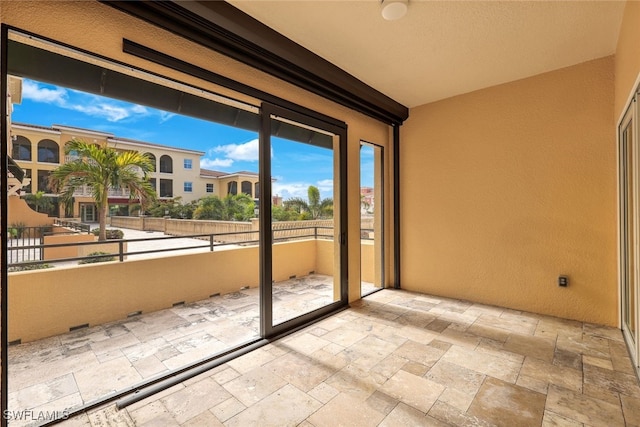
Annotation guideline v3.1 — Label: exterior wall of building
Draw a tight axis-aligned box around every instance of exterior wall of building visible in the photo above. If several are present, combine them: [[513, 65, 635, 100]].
[[1, 0, 391, 302], [615, 1, 640, 120], [402, 56, 617, 326], [8, 239, 333, 342]]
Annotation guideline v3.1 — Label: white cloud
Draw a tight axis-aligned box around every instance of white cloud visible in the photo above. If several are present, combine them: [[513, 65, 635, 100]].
[[272, 182, 310, 200], [316, 179, 334, 193], [71, 104, 138, 122], [272, 180, 333, 201], [22, 79, 161, 123], [22, 80, 67, 104], [200, 158, 234, 169], [213, 138, 259, 162]]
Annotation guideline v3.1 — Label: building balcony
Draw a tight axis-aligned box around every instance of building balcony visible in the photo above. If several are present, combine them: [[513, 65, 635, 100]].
[[72, 185, 131, 198]]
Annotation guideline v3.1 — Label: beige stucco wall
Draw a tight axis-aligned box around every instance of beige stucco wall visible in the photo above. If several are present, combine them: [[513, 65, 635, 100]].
[[615, 1, 640, 120], [10, 239, 328, 342], [1, 1, 392, 300], [402, 56, 617, 326], [7, 197, 54, 227]]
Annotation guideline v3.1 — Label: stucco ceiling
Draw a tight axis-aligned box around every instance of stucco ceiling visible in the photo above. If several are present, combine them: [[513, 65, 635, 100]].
[[227, 0, 626, 108]]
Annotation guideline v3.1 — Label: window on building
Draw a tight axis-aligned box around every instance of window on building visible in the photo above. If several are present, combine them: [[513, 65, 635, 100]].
[[241, 180, 252, 197], [206, 183, 214, 193], [12, 135, 32, 161], [145, 153, 156, 172], [37, 169, 51, 193], [159, 155, 173, 173], [255, 182, 260, 199], [23, 169, 32, 193], [37, 139, 59, 163], [159, 178, 173, 197], [227, 181, 237, 195], [148, 178, 156, 192], [184, 181, 192, 192], [184, 158, 192, 169]]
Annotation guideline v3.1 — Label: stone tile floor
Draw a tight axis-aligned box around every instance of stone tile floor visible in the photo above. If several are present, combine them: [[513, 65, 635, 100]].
[[8, 275, 378, 426], [9, 287, 640, 426]]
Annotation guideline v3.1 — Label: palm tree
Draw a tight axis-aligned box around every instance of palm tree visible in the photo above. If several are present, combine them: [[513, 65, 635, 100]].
[[284, 185, 333, 219], [51, 138, 156, 241]]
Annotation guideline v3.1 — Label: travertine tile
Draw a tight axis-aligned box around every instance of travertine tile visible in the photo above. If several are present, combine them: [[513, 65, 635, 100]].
[[428, 400, 494, 426], [621, 393, 640, 427], [210, 396, 245, 422], [365, 390, 398, 415], [467, 377, 546, 426], [226, 347, 276, 374], [129, 400, 179, 426], [227, 384, 322, 427], [320, 327, 368, 347], [325, 364, 381, 400], [392, 339, 445, 368], [426, 360, 485, 395], [541, 410, 583, 427], [308, 382, 339, 403], [11, 287, 640, 427], [222, 367, 287, 407], [160, 377, 230, 424], [503, 334, 555, 363], [86, 404, 135, 426], [74, 356, 143, 402], [440, 345, 522, 383], [380, 370, 444, 413], [546, 384, 625, 426], [583, 355, 614, 370], [182, 410, 224, 427], [520, 357, 582, 392], [378, 402, 444, 427], [307, 392, 385, 427], [264, 351, 334, 392], [583, 363, 640, 398]]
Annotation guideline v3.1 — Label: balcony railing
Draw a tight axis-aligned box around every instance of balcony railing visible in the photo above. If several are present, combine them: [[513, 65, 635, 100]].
[[72, 185, 131, 198], [7, 226, 346, 268]]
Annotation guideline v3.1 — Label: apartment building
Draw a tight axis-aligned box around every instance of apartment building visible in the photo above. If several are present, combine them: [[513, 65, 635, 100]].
[[10, 122, 259, 220]]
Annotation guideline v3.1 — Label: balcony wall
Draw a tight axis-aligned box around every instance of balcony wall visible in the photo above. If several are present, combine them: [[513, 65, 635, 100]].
[[8, 239, 345, 343]]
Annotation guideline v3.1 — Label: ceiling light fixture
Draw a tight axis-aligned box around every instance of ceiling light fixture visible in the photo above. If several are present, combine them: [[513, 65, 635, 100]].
[[381, 0, 408, 21]]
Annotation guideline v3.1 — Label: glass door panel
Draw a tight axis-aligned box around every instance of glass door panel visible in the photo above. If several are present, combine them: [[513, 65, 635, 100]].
[[621, 111, 637, 353], [259, 103, 347, 336], [360, 142, 384, 296], [270, 116, 340, 325]]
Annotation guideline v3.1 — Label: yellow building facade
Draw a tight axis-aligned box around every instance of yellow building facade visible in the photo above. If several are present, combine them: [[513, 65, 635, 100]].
[[10, 122, 260, 221]]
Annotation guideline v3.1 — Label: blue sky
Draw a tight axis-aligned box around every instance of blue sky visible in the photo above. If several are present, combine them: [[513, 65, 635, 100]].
[[11, 79, 363, 200]]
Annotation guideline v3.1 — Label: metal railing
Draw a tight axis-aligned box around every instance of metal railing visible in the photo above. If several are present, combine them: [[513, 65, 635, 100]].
[[7, 226, 340, 269], [53, 219, 92, 233]]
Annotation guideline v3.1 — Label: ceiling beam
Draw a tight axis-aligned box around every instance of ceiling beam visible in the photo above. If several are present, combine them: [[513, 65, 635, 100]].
[[101, 0, 409, 125]]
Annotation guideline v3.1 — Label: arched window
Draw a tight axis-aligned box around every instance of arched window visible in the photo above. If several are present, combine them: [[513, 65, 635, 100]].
[[159, 155, 173, 173], [37, 139, 59, 163], [145, 153, 156, 172], [227, 181, 237, 196], [12, 135, 31, 161], [255, 182, 260, 199], [241, 180, 252, 197]]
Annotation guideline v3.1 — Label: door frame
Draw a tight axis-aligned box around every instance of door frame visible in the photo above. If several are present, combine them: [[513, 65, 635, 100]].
[[259, 102, 349, 338], [618, 93, 640, 374]]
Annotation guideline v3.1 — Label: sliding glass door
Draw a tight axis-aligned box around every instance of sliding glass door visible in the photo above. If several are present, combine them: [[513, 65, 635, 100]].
[[619, 104, 639, 368], [260, 103, 348, 337], [360, 141, 384, 296]]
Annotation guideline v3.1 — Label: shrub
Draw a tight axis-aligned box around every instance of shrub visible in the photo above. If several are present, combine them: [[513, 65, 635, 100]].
[[9, 222, 27, 238], [79, 252, 115, 264], [8, 263, 53, 272], [91, 228, 124, 239]]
